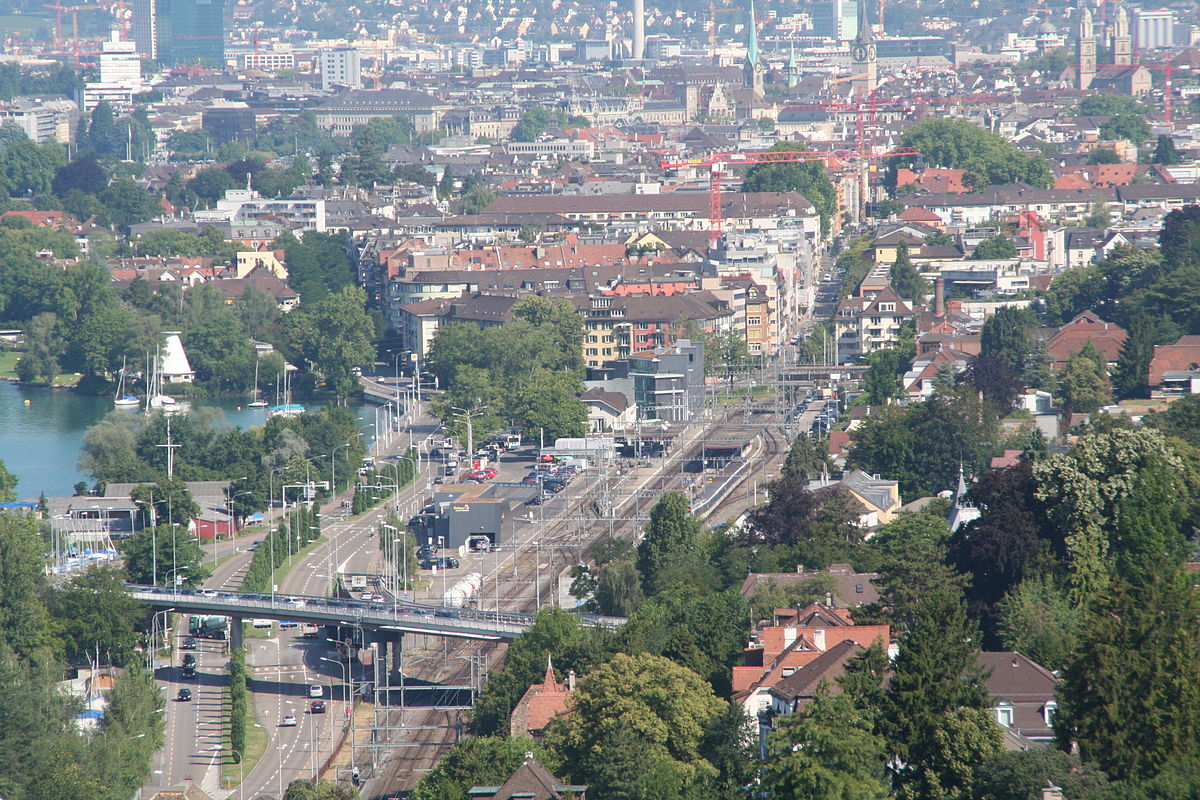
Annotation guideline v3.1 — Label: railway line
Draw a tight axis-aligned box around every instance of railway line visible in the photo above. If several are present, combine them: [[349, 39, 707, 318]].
[[359, 405, 794, 797]]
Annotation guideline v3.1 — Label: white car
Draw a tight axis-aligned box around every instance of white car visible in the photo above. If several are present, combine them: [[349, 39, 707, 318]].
[[198, 590, 218, 597], [279, 714, 298, 727], [308, 684, 324, 698]]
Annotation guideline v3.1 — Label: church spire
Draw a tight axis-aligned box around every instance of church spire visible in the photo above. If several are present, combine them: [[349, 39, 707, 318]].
[[746, 0, 759, 67]]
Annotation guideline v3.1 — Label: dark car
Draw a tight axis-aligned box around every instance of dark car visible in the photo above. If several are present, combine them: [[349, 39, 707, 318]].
[[309, 700, 327, 714], [181, 665, 196, 679], [525, 495, 543, 506], [420, 556, 459, 570], [180, 637, 197, 650], [177, 688, 192, 701], [543, 479, 566, 493], [181, 654, 197, 667]]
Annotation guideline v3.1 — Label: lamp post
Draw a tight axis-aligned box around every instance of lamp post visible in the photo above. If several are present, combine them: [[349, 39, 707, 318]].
[[134, 497, 157, 585], [450, 405, 486, 469], [166, 566, 188, 598], [332, 441, 354, 497]]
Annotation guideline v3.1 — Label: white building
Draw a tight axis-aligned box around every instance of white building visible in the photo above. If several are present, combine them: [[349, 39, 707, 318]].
[[83, 31, 143, 112], [239, 51, 296, 72], [320, 48, 362, 91], [193, 186, 327, 233], [505, 138, 596, 159], [160, 332, 195, 383]]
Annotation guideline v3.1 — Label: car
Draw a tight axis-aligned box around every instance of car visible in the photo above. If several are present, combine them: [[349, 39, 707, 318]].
[[176, 689, 192, 702], [182, 654, 197, 667], [249, 540, 261, 551], [480, 467, 498, 478], [198, 589, 217, 597], [525, 495, 543, 506], [462, 478, 482, 485], [420, 556, 459, 570], [309, 684, 324, 698], [521, 474, 541, 484], [180, 637, 197, 650], [279, 714, 298, 727], [434, 609, 460, 619], [309, 700, 327, 714], [181, 666, 196, 679]]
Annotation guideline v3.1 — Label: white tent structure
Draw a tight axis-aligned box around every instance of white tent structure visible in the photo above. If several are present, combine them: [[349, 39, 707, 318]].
[[159, 332, 195, 383]]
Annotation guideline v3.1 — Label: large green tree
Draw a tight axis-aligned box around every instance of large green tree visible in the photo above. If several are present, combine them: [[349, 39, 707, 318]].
[[887, 118, 1054, 191], [889, 241, 927, 301], [764, 685, 890, 800], [637, 492, 704, 595], [285, 285, 376, 399], [742, 142, 838, 236]]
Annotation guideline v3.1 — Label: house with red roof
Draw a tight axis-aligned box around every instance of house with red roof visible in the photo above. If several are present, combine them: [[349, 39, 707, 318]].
[[510, 659, 575, 739], [1040, 310, 1127, 368], [1148, 335, 1200, 395]]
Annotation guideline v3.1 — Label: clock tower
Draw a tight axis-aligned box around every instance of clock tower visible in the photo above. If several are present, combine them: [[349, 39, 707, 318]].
[[850, 0, 877, 94], [743, 0, 764, 95]]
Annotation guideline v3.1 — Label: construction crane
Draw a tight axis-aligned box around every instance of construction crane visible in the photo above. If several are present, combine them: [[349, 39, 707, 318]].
[[661, 145, 920, 244], [707, 3, 743, 62], [42, 3, 101, 65]]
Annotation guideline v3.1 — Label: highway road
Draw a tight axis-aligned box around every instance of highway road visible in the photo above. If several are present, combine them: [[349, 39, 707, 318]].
[[143, 396, 442, 800]]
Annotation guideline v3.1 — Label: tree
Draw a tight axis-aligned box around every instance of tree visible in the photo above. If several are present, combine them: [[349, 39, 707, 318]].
[[1084, 196, 1113, 229], [1112, 312, 1157, 399], [862, 346, 907, 406], [884, 589, 1001, 800], [1057, 342, 1111, 416], [234, 282, 281, 339], [1077, 93, 1148, 116], [51, 155, 106, 197], [129, 476, 200, 527], [637, 492, 703, 595], [973, 748, 1109, 800], [412, 737, 559, 800], [996, 574, 1079, 670], [1042, 265, 1102, 326], [97, 180, 159, 229], [592, 555, 644, 616], [460, 182, 495, 214], [50, 564, 144, 666], [972, 234, 1017, 260], [1086, 147, 1121, 165], [0, 458, 16, 502], [1153, 134, 1182, 166], [1055, 561, 1200, 783], [960, 353, 1023, 415], [866, 513, 966, 635], [281, 779, 357, 800], [85, 101, 124, 156], [782, 434, 832, 480], [509, 368, 586, 442], [542, 652, 726, 798], [890, 241, 927, 301], [120, 524, 209, 587], [285, 285, 376, 399], [887, 118, 1054, 191], [764, 685, 890, 800], [186, 166, 237, 205], [743, 142, 838, 236], [0, 514, 60, 664], [1099, 113, 1150, 144]]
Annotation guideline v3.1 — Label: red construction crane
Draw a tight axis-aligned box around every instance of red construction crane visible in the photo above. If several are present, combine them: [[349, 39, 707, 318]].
[[42, 3, 100, 65], [662, 145, 920, 244]]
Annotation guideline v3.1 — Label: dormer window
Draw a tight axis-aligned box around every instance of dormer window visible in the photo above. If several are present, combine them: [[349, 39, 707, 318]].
[[880, 302, 895, 312], [1043, 700, 1057, 727], [995, 702, 1014, 728]]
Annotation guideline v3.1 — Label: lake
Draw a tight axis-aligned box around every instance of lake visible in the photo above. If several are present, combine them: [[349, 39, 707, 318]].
[[0, 381, 372, 499]]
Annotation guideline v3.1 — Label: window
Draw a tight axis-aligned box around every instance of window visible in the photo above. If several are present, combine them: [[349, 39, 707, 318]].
[[995, 704, 1014, 727], [1043, 701, 1057, 727], [586, 348, 598, 356], [747, 317, 761, 326], [870, 316, 881, 325]]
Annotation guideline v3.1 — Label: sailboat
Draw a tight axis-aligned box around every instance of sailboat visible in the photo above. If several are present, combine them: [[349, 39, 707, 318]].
[[268, 367, 305, 417], [113, 356, 139, 408], [146, 347, 179, 413], [248, 358, 268, 408]]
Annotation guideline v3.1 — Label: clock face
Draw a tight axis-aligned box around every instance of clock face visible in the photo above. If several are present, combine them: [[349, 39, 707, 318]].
[[852, 45, 867, 61], [868, 44, 877, 60]]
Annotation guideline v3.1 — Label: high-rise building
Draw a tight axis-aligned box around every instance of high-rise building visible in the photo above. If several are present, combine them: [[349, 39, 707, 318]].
[[320, 48, 362, 91], [1076, 5, 1095, 90], [157, 0, 225, 66], [132, 0, 157, 59], [812, 0, 859, 42], [1132, 8, 1175, 52], [83, 30, 143, 111]]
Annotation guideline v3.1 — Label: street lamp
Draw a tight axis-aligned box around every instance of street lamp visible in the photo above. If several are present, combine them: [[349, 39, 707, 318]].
[[332, 441, 354, 496], [134, 497, 157, 585], [451, 405, 486, 468], [166, 566, 188, 598]]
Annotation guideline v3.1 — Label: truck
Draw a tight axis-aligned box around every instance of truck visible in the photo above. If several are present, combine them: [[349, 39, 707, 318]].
[[188, 615, 229, 640]]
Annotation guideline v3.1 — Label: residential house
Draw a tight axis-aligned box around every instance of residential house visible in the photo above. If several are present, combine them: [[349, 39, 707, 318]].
[[578, 388, 636, 433], [739, 563, 882, 609], [765, 639, 868, 717], [210, 269, 300, 312], [732, 602, 891, 718], [1148, 335, 1200, 396], [232, 249, 287, 280], [510, 659, 575, 739], [1035, 310, 1127, 369], [804, 470, 902, 527], [468, 753, 588, 800], [834, 287, 915, 363], [979, 651, 1060, 745]]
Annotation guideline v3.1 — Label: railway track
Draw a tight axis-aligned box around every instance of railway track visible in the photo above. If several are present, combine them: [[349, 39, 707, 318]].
[[360, 406, 788, 797]]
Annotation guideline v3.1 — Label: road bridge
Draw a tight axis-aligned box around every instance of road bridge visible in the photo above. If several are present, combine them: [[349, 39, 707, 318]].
[[127, 585, 624, 646]]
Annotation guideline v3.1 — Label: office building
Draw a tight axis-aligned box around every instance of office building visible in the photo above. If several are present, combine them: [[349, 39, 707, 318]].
[[1132, 8, 1175, 52], [132, 0, 157, 58], [153, 0, 225, 66], [83, 31, 143, 111], [202, 101, 256, 144], [811, 0, 858, 42], [320, 48, 362, 91]]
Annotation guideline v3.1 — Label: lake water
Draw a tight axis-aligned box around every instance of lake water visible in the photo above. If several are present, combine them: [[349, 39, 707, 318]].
[[0, 381, 372, 499]]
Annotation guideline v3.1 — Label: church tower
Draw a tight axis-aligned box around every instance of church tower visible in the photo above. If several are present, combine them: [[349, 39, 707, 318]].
[[1076, 4, 1096, 89], [1110, 3, 1132, 66], [787, 41, 799, 89], [850, 0, 877, 94], [744, 0, 764, 94]]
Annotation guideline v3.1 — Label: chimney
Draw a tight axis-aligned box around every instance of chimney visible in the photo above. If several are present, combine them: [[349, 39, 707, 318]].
[[934, 276, 945, 316], [567, 670, 576, 692], [812, 628, 826, 651], [947, 298, 963, 314]]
